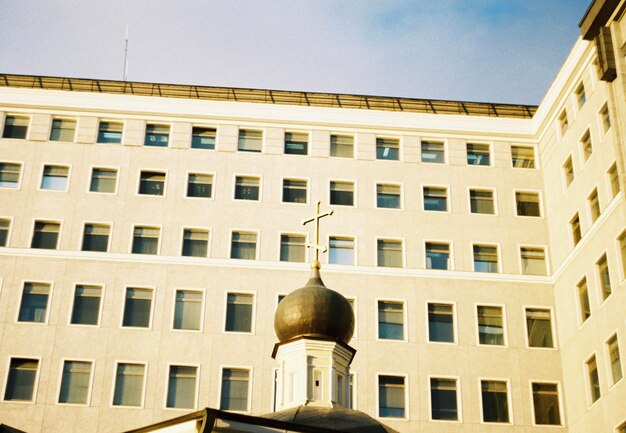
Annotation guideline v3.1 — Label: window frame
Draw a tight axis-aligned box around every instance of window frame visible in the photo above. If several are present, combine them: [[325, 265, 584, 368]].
[[327, 234, 357, 266], [0, 160, 24, 190], [420, 139, 447, 164], [119, 286, 156, 330], [223, 290, 257, 335], [96, 120, 124, 144], [584, 353, 601, 406], [375, 136, 401, 161], [375, 373, 409, 419], [15, 280, 53, 325], [467, 187, 497, 216], [217, 366, 253, 413], [428, 374, 462, 422], [424, 239, 454, 271], [510, 145, 537, 169], [136, 169, 168, 198], [375, 182, 403, 210], [164, 363, 200, 410], [80, 221, 112, 253], [110, 360, 148, 409], [30, 219, 62, 250], [478, 377, 513, 425], [466, 142, 492, 167], [170, 288, 206, 333], [229, 229, 259, 261], [284, 131, 310, 156], [55, 358, 95, 407], [233, 174, 262, 202], [328, 179, 356, 207], [129, 224, 162, 255], [474, 303, 508, 347], [422, 184, 451, 213], [517, 244, 549, 276], [278, 232, 308, 263], [38, 163, 71, 192], [425, 300, 457, 345], [67, 282, 105, 327], [0, 216, 14, 248], [528, 380, 563, 426], [3, 356, 42, 403], [49, 117, 77, 143], [375, 298, 407, 342], [281, 176, 309, 205], [522, 305, 557, 350], [87, 166, 119, 195], [471, 242, 501, 273], [143, 123, 171, 148], [190, 125, 218, 150], [185, 171, 215, 200], [514, 189, 543, 218], [180, 226, 211, 258]]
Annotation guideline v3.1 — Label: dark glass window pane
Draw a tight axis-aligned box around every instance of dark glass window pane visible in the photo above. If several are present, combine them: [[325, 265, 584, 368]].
[[424, 187, 447, 211], [238, 130, 262, 152], [526, 308, 553, 348], [70, 285, 102, 325], [231, 232, 256, 260], [2, 116, 29, 139], [431, 378, 458, 420], [90, 168, 117, 193], [187, 174, 213, 198], [144, 124, 169, 147], [113, 363, 144, 406], [97, 122, 123, 143], [82, 224, 109, 252], [481, 381, 509, 423], [0, 219, 9, 247], [50, 119, 76, 142], [428, 303, 454, 342], [379, 376, 405, 418], [235, 177, 260, 200], [377, 184, 400, 208], [284, 132, 308, 155], [378, 301, 404, 340], [478, 306, 504, 345], [330, 135, 353, 158], [167, 366, 197, 409], [122, 288, 152, 327], [283, 179, 307, 203], [421, 141, 444, 163], [330, 181, 354, 206], [376, 138, 399, 160], [139, 171, 165, 195], [426, 242, 449, 270], [467, 143, 490, 165], [4, 359, 38, 401], [220, 369, 249, 411], [225, 293, 253, 332], [132, 227, 159, 255], [191, 127, 216, 149], [18, 283, 50, 323], [532, 383, 561, 425], [31, 222, 60, 249], [0, 162, 21, 188], [182, 229, 208, 257]]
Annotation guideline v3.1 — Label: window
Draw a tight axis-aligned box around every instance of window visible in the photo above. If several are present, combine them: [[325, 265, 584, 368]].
[[187, 173, 213, 198], [600, 103, 611, 133], [113, 363, 145, 407], [166, 366, 197, 409], [234, 176, 260, 201], [330, 181, 354, 206], [132, 226, 159, 255], [570, 213, 581, 246], [349, 374, 355, 409], [378, 376, 405, 418], [421, 141, 444, 163], [430, 378, 458, 421], [575, 83, 586, 108], [532, 383, 561, 425], [191, 127, 216, 149], [516, 191, 541, 217], [82, 223, 110, 252], [225, 293, 253, 333], [525, 308, 554, 348], [31, 221, 60, 249], [520, 246, 547, 275], [284, 132, 308, 155], [144, 124, 169, 147], [425, 242, 450, 270], [230, 232, 257, 260], [18, 282, 50, 323], [607, 334, 623, 385], [608, 163, 620, 198], [587, 189, 601, 223], [473, 245, 498, 273], [50, 118, 76, 142], [122, 287, 153, 328], [467, 143, 490, 166], [423, 186, 448, 211], [220, 368, 250, 411], [577, 277, 591, 323], [558, 110, 568, 135], [0, 219, 10, 247], [58, 361, 92, 405], [173, 290, 203, 331], [330, 134, 353, 158], [2, 115, 28, 139], [376, 137, 399, 160], [40, 165, 69, 191], [581, 130, 593, 162], [428, 303, 454, 343], [138, 171, 165, 196], [587, 355, 601, 404], [511, 146, 535, 168], [597, 254, 612, 301], [280, 234, 305, 262], [377, 239, 402, 268], [0, 162, 21, 188], [97, 121, 123, 143], [182, 229, 209, 257], [477, 305, 504, 345], [563, 156, 575, 187], [378, 300, 404, 340], [469, 189, 495, 214], [238, 129, 262, 152], [70, 285, 102, 326], [329, 236, 354, 265], [481, 380, 509, 423], [620, 231, 626, 279], [89, 168, 117, 193], [282, 179, 307, 203], [4, 358, 38, 401], [377, 184, 401, 209]]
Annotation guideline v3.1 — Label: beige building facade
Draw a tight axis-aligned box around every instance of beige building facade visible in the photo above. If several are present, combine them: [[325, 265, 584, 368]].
[[0, 1, 624, 432]]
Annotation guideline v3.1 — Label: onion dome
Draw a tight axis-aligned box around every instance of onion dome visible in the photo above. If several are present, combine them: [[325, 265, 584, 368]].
[[274, 262, 354, 344]]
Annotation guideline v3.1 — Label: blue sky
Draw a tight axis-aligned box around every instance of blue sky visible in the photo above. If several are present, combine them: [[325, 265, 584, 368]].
[[0, 1, 590, 105]]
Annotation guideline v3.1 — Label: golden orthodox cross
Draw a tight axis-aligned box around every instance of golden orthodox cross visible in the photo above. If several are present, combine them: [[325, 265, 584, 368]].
[[302, 201, 334, 266]]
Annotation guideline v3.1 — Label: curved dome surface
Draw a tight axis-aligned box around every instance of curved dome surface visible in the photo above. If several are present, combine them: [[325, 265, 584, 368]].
[[274, 267, 354, 344]]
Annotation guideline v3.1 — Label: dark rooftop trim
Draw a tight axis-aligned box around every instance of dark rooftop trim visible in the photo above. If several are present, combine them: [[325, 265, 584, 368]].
[[0, 73, 537, 119], [579, 0, 621, 39]]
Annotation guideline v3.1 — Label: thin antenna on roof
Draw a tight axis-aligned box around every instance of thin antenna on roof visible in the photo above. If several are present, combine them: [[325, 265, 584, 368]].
[[123, 26, 129, 81]]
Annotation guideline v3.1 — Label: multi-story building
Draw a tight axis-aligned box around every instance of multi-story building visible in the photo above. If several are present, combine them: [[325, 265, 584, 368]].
[[0, 1, 624, 432]]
